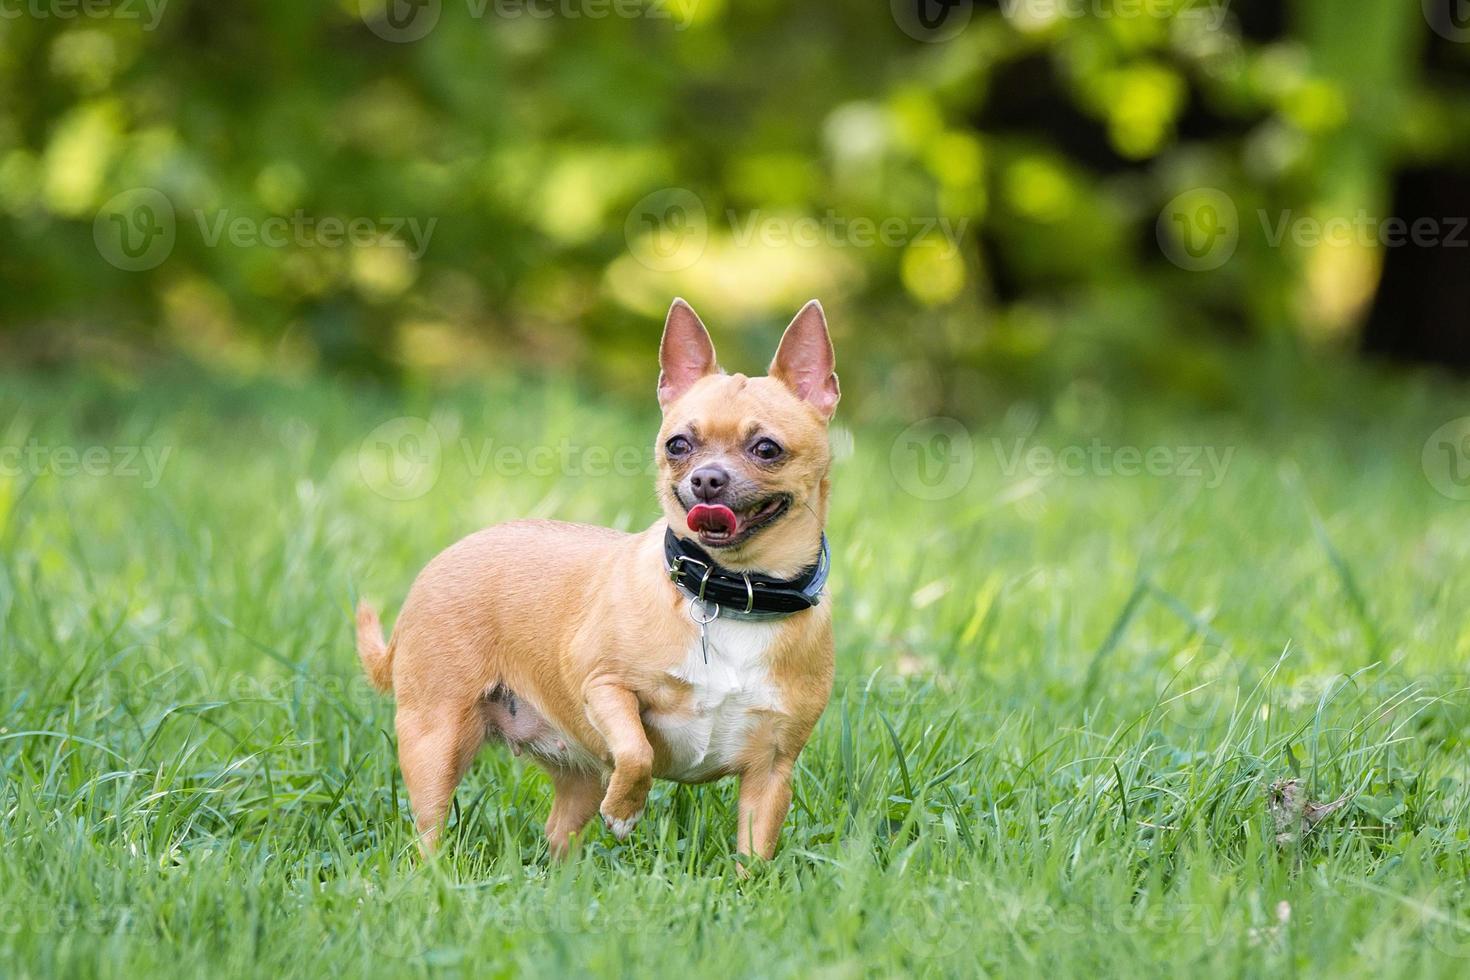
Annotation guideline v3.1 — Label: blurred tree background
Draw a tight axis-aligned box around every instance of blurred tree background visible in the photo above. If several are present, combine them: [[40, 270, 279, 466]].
[[2, 0, 1468, 418]]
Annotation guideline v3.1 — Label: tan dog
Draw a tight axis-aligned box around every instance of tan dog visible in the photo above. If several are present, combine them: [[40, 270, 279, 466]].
[[356, 298, 839, 863]]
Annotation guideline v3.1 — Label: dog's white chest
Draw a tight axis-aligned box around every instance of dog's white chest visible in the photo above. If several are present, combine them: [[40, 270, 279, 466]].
[[647, 617, 783, 782]]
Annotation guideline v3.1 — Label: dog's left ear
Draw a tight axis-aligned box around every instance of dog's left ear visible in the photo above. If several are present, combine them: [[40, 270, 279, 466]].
[[770, 300, 840, 419]]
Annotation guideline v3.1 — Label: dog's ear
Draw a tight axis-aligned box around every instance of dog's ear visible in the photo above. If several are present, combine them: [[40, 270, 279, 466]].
[[658, 298, 718, 408], [770, 300, 840, 419]]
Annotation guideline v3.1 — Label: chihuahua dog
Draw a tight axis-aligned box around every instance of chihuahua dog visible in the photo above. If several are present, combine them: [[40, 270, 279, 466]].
[[356, 298, 839, 862]]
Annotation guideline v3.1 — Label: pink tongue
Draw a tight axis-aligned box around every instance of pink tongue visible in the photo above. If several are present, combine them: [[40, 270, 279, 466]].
[[687, 503, 738, 535]]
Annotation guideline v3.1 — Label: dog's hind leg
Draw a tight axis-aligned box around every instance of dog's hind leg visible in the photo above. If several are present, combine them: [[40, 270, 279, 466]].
[[544, 767, 603, 859], [395, 701, 485, 853]]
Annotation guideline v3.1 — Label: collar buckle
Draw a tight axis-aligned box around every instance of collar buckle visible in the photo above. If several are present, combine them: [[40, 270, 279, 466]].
[[666, 552, 708, 582]]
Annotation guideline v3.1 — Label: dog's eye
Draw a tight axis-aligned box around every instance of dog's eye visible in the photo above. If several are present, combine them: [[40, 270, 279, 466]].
[[665, 435, 693, 458], [751, 438, 784, 461]]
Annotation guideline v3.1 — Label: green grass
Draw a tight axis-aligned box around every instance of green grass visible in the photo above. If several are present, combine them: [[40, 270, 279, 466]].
[[3, 364, 1470, 977]]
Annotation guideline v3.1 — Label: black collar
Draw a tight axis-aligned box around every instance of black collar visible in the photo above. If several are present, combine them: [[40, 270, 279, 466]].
[[663, 527, 829, 616]]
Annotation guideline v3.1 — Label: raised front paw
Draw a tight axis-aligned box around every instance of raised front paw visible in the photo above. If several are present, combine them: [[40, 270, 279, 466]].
[[599, 791, 646, 841]]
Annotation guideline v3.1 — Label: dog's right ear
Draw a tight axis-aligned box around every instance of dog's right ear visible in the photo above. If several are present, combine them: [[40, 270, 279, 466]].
[[658, 298, 718, 408]]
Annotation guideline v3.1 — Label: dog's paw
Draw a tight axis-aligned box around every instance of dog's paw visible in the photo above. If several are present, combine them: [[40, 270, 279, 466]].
[[600, 804, 644, 841]]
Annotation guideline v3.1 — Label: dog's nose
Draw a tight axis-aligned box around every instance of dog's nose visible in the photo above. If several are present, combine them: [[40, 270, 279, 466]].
[[689, 465, 729, 501]]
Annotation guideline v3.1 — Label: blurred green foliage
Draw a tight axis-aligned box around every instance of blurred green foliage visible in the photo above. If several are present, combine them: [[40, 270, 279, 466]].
[[1, 1, 1467, 414]]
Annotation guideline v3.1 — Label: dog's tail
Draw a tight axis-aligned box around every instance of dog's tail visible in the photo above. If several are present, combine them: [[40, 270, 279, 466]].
[[356, 601, 395, 693]]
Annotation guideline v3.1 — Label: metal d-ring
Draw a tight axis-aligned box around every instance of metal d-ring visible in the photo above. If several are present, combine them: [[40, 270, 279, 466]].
[[741, 572, 754, 614], [689, 594, 719, 664], [688, 595, 720, 626]]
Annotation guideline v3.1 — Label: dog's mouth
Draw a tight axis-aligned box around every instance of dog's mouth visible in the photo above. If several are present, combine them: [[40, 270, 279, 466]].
[[684, 494, 791, 549]]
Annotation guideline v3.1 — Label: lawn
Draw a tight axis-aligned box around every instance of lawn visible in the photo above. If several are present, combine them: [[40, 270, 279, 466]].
[[2, 363, 1469, 977]]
